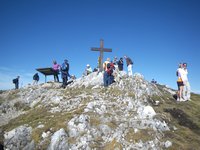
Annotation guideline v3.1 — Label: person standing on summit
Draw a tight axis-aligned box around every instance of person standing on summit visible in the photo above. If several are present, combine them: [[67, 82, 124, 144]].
[[182, 63, 191, 101], [61, 59, 70, 88], [103, 58, 110, 87], [13, 76, 20, 89], [124, 55, 133, 76], [52, 60, 60, 82], [33, 73, 39, 85], [176, 63, 184, 101], [117, 57, 124, 71]]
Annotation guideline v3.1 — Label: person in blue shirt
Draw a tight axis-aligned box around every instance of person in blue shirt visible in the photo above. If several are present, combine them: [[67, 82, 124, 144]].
[[60, 59, 70, 88]]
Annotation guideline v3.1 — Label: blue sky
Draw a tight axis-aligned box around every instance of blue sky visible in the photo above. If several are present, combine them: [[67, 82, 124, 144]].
[[0, 0, 200, 93]]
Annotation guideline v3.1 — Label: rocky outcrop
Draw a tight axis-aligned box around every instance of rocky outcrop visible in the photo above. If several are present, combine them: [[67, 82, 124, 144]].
[[4, 125, 34, 150], [0, 72, 175, 149]]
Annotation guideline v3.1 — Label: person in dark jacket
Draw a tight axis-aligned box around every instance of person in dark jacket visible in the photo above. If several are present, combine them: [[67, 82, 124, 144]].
[[33, 73, 39, 85], [61, 59, 70, 88], [117, 57, 124, 71], [13, 76, 20, 89]]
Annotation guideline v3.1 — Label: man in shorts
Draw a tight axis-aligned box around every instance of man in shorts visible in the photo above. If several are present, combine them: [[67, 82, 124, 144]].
[[176, 63, 184, 101]]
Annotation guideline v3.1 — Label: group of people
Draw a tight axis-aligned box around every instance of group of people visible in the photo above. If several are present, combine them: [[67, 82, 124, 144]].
[[12, 57, 191, 102], [12, 59, 71, 89], [12, 55, 134, 89], [103, 55, 133, 87], [52, 59, 71, 88], [81, 55, 134, 87], [176, 63, 191, 101]]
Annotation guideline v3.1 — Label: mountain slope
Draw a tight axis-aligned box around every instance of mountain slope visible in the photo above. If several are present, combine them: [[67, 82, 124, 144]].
[[0, 72, 200, 150]]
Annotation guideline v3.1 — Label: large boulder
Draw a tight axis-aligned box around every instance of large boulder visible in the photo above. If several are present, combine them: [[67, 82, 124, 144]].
[[4, 125, 34, 150]]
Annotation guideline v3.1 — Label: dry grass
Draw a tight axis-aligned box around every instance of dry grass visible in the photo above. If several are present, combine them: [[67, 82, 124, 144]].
[[104, 138, 122, 150], [14, 101, 31, 111], [152, 91, 200, 149], [0, 96, 4, 105], [125, 128, 155, 143]]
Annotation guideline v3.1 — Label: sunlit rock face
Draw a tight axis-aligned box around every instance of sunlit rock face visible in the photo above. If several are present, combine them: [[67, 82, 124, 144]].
[[1, 72, 174, 149]]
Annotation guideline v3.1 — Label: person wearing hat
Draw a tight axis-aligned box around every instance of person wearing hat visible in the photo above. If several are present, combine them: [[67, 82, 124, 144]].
[[113, 57, 118, 65], [85, 64, 92, 76]]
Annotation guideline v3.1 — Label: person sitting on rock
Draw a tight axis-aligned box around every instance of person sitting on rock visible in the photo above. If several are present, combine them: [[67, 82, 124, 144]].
[[84, 64, 92, 76]]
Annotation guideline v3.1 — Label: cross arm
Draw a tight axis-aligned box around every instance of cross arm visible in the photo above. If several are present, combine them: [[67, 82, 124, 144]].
[[91, 47, 112, 52]]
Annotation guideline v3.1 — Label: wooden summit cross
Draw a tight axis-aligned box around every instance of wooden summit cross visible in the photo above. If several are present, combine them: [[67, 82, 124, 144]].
[[91, 39, 112, 71]]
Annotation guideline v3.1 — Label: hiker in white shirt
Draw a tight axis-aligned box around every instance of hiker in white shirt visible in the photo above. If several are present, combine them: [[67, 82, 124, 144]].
[[182, 63, 191, 101]]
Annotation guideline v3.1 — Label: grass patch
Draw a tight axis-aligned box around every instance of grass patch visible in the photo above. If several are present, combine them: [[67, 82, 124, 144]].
[[5, 90, 20, 101], [90, 116, 101, 127], [164, 128, 200, 150], [127, 92, 135, 99], [1, 107, 52, 132], [89, 136, 104, 149], [125, 128, 155, 143], [164, 108, 200, 133], [0, 96, 4, 105], [104, 138, 122, 150], [14, 101, 31, 111], [105, 120, 118, 129], [105, 87, 125, 97]]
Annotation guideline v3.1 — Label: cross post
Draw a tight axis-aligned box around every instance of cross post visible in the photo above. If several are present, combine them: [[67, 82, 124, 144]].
[[91, 39, 112, 71]]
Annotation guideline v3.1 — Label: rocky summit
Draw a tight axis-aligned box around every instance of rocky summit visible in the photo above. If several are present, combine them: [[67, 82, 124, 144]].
[[0, 72, 200, 150]]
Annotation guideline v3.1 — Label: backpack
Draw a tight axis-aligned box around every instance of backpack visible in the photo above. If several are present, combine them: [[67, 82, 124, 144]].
[[13, 79, 16, 84], [129, 58, 133, 65], [106, 63, 114, 75], [107, 68, 113, 75], [61, 63, 66, 70], [107, 63, 111, 69]]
